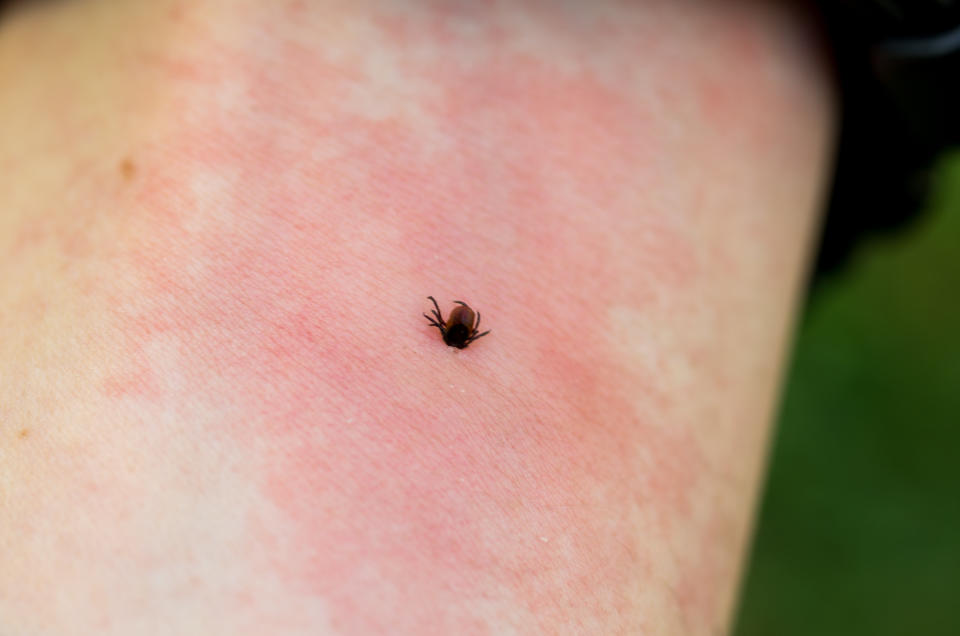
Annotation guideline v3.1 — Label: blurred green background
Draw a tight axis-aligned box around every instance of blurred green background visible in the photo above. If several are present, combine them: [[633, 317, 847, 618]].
[[734, 152, 960, 636]]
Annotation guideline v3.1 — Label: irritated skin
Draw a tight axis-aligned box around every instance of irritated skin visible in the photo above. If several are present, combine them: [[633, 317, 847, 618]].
[[0, 1, 833, 634]]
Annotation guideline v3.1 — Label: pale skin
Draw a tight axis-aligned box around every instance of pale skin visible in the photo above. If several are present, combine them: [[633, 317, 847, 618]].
[[0, 0, 834, 634]]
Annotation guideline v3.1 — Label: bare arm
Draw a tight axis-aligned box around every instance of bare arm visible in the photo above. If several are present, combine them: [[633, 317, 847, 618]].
[[0, 0, 834, 633]]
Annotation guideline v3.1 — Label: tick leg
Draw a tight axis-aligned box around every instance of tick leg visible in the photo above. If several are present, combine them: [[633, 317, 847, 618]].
[[427, 296, 445, 323], [473, 311, 482, 331], [467, 329, 490, 343], [423, 314, 447, 337], [453, 300, 469, 307]]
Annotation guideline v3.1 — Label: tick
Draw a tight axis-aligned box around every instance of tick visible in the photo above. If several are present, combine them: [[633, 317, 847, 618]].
[[424, 296, 490, 349]]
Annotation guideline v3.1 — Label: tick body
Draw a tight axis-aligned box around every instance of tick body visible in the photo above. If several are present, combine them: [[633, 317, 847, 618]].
[[424, 296, 490, 349]]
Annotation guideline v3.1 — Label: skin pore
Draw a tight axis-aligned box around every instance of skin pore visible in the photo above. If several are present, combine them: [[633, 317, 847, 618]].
[[0, 0, 833, 634]]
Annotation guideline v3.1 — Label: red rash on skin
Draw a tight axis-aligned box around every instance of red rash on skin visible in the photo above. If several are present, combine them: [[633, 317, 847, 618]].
[[81, 2, 821, 632], [109, 81, 694, 633]]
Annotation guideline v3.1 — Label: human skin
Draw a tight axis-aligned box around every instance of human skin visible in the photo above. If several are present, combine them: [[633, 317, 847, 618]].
[[0, 0, 833, 634]]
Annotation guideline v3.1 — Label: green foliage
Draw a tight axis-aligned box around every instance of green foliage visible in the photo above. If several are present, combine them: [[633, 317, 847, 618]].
[[735, 153, 960, 636]]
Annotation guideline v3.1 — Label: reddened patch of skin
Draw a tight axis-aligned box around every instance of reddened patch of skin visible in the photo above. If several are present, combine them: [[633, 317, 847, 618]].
[[0, 0, 831, 634], [111, 77, 665, 632]]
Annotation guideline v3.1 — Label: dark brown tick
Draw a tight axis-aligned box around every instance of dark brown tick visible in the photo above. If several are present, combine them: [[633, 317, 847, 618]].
[[424, 296, 490, 349]]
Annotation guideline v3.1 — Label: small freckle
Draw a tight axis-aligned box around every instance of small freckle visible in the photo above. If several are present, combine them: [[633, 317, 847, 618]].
[[18, 428, 29, 439], [119, 158, 137, 180]]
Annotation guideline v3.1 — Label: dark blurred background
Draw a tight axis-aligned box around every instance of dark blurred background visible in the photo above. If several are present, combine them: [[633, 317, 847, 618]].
[[734, 151, 960, 635], [734, 3, 960, 633]]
